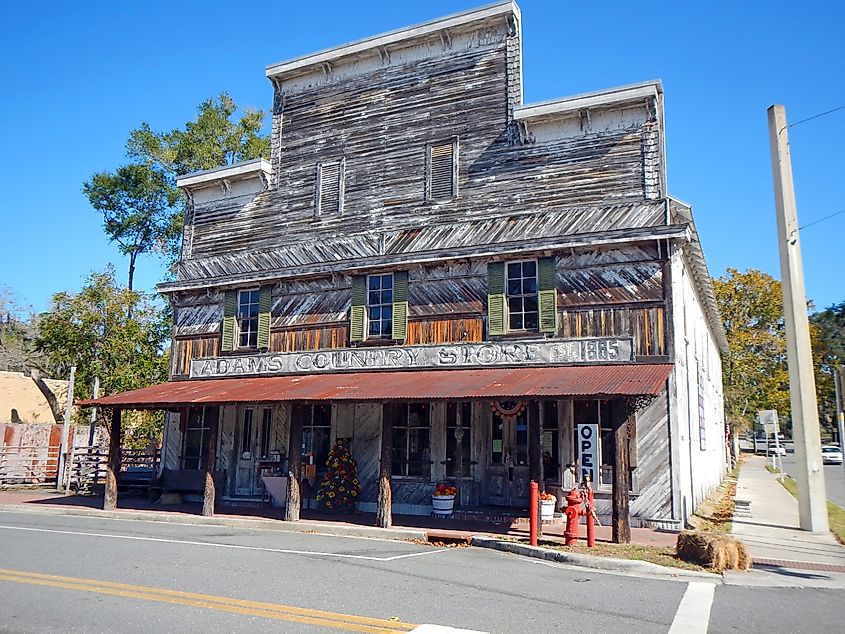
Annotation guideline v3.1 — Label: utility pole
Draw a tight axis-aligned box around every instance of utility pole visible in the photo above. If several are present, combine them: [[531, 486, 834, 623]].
[[835, 366, 845, 480], [767, 105, 828, 532]]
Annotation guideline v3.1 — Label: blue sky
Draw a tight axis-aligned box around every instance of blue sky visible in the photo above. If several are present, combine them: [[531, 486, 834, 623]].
[[1, 1, 843, 314]]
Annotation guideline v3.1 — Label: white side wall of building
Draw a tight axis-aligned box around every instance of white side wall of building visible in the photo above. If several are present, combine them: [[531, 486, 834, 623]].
[[669, 244, 727, 523]]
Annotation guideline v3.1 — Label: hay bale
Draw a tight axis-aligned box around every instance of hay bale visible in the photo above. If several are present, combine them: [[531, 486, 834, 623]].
[[676, 530, 752, 572]]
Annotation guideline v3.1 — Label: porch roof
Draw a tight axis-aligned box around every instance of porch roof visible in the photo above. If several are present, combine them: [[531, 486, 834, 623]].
[[77, 364, 672, 410]]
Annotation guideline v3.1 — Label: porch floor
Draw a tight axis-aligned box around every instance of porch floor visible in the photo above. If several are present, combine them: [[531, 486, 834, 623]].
[[0, 489, 677, 547]]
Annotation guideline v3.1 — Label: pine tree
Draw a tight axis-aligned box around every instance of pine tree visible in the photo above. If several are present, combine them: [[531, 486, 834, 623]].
[[315, 439, 360, 513]]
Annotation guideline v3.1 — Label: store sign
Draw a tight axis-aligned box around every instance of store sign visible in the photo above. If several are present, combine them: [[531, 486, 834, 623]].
[[189, 337, 634, 379], [577, 423, 600, 486]]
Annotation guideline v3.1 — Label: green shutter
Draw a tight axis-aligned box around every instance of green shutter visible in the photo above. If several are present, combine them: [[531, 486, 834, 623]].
[[222, 291, 237, 352], [257, 286, 272, 349], [350, 275, 366, 342], [538, 257, 558, 333], [487, 262, 506, 336], [392, 271, 409, 341]]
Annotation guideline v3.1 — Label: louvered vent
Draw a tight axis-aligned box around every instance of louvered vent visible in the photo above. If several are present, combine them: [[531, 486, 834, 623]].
[[428, 141, 456, 201], [316, 160, 343, 216]]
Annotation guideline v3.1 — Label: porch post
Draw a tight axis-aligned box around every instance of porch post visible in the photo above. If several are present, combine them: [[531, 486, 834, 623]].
[[377, 405, 392, 528], [202, 409, 218, 517], [285, 403, 303, 522], [529, 402, 543, 488], [103, 408, 121, 511], [611, 398, 632, 544]]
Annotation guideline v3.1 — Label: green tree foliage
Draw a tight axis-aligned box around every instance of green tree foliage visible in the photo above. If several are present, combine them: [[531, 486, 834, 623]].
[[83, 165, 180, 290], [811, 301, 845, 427], [0, 287, 50, 374], [128, 93, 270, 176], [84, 93, 270, 277], [713, 269, 790, 432], [35, 268, 170, 446]]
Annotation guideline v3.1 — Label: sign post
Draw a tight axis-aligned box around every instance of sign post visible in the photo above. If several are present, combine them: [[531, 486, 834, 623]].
[[577, 423, 600, 488]]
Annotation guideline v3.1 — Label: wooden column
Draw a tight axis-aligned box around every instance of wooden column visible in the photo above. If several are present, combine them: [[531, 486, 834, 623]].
[[103, 408, 121, 511], [202, 410, 218, 517], [376, 406, 393, 528], [611, 398, 631, 544], [285, 403, 303, 522], [529, 402, 543, 489]]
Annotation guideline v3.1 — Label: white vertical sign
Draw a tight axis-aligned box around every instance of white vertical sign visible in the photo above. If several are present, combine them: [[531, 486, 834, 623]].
[[577, 424, 600, 485]]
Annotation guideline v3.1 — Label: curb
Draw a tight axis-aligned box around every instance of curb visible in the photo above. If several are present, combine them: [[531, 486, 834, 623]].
[[0, 503, 428, 542], [469, 536, 721, 580]]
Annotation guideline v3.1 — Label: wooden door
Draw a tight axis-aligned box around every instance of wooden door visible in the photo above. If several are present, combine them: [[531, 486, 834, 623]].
[[234, 408, 259, 495], [486, 407, 530, 507]]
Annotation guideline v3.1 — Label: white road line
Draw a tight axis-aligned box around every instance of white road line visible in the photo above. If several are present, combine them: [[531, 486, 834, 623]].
[[668, 582, 716, 634], [0, 524, 450, 562], [410, 626, 489, 634]]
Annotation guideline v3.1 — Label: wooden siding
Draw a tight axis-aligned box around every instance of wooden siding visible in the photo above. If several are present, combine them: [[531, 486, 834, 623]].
[[557, 306, 665, 357], [177, 21, 664, 284], [270, 325, 349, 353], [406, 318, 484, 346], [629, 395, 672, 519], [170, 336, 220, 377]]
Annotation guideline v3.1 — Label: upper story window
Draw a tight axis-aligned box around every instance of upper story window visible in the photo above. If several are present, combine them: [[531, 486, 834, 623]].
[[487, 258, 557, 336], [426, 139, 458, 202], [316, 159, 345, 217], [238, 289, 260, 348], [367, 274, 393, 338], [507, 261, 539, 331]]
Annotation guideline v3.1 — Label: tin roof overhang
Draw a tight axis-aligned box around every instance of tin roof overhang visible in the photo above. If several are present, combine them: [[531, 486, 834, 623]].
[[78, 364, 672, 410]]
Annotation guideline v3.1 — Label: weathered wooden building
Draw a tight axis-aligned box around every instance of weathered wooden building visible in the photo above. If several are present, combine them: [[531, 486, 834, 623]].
[[87, 1, 727, 534]]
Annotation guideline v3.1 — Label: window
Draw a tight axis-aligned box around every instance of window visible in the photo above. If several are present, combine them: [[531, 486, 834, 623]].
[[367, 274, 393, 338], [237, 289, 260, 349], [302, 403, 332, 472], [259, 408, 273, 460], [240, 409, 254, 456], [506, 261, 538, 331], [426, 140, 457, 201], [446, 402, 472, 478], [391, 403, 431, 478], [542, 401, 559, 482], [181, 406, 217, 470], [316, 159, 344, 217]]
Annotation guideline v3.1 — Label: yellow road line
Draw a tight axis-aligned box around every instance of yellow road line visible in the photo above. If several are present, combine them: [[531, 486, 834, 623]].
[[0, 568, 415, 633]]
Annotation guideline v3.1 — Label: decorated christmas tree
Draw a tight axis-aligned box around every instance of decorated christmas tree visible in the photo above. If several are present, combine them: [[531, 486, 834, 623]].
[[315, 438, 360, 513]]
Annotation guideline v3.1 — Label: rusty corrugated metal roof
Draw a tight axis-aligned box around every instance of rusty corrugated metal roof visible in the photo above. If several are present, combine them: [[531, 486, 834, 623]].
[[78, 365, 672, 409]]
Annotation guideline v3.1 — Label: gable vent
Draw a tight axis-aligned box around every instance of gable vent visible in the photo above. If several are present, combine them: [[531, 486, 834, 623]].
[[316, 159, 344, 217], [427, 140, 457, 202]]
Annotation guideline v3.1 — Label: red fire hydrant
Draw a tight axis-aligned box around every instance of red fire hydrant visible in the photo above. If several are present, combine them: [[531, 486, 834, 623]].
[[563, 488, 585, 546]]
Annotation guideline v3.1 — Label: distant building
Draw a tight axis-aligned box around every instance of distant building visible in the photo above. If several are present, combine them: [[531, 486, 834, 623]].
[[88, 2, 726, 530]]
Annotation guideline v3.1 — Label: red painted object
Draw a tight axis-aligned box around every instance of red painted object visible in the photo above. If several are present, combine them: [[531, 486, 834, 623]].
[[585, 482, 596, 548], [563, 488, 585, 546], [529, 480, 539, 546]]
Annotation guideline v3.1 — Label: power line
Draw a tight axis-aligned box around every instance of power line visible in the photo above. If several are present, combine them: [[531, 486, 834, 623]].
[[789, 104, 845, 128], [800, 207, 845, 230]]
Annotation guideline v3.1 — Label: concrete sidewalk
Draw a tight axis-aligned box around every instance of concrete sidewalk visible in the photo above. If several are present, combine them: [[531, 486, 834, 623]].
[[732, 454, 845, 571]]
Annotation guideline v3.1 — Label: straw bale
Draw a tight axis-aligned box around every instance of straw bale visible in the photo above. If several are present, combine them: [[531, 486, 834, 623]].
[[676, 530, 752, 572]]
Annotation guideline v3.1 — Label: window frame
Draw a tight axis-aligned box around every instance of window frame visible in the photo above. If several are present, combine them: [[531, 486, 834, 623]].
[[236, 288, 260, 350], [315, 158, 345, 218], [425, 138, 459, 202], [366, 273, 394, 340], [446, 402, 473, 478], [181, 406, 214, 470], [391, 402, 431, 479], [505, 259, 539, 332], [302, 403, 332, 473]]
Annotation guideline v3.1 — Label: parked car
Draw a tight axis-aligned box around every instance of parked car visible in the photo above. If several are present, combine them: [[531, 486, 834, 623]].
[[822, 445, 843, 465], [768, 443, 786, 456]]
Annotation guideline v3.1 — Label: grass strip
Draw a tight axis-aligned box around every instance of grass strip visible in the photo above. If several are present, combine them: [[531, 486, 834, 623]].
[[768, 467, 845, 545]]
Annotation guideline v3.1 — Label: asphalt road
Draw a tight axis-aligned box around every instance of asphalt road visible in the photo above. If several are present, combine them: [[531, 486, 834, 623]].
[[0, 510, 843, 633]]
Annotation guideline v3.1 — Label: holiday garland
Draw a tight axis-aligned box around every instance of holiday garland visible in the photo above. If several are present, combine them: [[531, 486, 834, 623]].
[[315, 438, 360, 513]]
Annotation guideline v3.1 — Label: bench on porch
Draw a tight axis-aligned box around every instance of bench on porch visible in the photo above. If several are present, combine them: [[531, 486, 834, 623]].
[[149, 468, 224, 502]]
